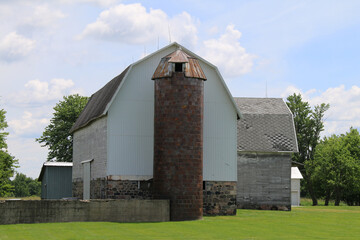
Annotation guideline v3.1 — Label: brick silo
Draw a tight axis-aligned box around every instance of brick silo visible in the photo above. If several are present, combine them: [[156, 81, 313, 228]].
[[152, 48, 207, 221]]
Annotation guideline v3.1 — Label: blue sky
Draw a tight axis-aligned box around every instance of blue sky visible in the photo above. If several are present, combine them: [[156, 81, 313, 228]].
[[0, 0, 360, 178]]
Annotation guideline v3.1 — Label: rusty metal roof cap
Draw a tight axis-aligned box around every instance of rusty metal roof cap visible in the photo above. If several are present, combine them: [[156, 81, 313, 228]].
[[167, 48, 191, 63], [152, 48, 207, 80]]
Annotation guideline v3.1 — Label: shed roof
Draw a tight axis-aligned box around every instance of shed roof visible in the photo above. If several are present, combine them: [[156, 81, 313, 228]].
[[235, 97, 298, 153], [291, 167, 303, 179], [38, 162, 73, 181]]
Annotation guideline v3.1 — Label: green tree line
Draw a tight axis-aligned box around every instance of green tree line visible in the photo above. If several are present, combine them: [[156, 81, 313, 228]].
[[287, 93, 360, 206]]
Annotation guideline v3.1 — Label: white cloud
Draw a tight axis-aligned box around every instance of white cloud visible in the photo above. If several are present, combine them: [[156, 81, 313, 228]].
[[79, 3, 198, 46], [13, 78, 75, 104], [8, 111, 49, 137], [201, 24, 256, 78], [0, 32, 35, 62], [282, 85, 360, 137], [23, 4, 65, 29], [59, 0, 119, 7]]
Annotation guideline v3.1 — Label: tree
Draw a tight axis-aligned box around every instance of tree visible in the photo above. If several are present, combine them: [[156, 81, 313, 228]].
[[339, 128, 360, 205], [0, 108, 18, 197], [36, 94, 89, 162], [286, 93, 329, 205], [12, 173, 41, 197], [311, 129, 360, 206]]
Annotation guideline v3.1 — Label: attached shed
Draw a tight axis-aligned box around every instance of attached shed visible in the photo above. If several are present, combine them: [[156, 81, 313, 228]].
[[38, 162, 73, 199], [235, 98, 298, 210], [291, 167, 303, 206]]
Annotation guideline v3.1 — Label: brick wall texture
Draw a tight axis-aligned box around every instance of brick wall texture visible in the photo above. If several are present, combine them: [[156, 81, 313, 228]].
[[153, 72, 204, 221]]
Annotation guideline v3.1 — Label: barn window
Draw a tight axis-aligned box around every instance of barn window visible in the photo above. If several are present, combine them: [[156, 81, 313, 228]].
[[175, 63, 183, 72]]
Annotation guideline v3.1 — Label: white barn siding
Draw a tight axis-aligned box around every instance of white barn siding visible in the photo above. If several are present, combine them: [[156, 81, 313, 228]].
[[72, 117, 107, 180], [201, 62, 237, 181], [106, 46, 237, 182], [107, 46, 177, 178]]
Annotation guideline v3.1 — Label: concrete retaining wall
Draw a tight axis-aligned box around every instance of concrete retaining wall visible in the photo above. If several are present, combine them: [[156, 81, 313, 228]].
[[0, 199, 169, 225]]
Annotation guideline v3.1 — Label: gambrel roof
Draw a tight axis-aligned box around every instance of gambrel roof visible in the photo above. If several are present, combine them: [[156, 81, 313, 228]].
[[235, 98, 298, 153], [70, 66, 130, 133], [70, 42, 241, 133]]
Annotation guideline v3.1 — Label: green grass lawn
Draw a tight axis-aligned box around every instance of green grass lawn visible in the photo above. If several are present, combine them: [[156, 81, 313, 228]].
[[1, 205, 360, 240]]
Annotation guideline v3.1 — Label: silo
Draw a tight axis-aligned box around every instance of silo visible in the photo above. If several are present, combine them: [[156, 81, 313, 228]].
[[152, 48, 207, 221]]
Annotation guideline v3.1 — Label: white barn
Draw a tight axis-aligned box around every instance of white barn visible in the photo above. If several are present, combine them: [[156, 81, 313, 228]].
[[70, 42, 241, 215]]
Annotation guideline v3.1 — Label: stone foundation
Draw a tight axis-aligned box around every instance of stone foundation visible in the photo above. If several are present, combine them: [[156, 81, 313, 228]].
[[74, 179, 237, 216], [203, 181, 237, 216], [73, 178, 153, 200]]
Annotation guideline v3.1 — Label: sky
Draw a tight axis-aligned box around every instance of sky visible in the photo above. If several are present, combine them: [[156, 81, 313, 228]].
[[1, 0, 360, 178]]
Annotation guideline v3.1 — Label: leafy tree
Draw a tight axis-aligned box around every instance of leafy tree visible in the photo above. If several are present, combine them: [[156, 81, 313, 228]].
[[311, 129, 360, 206], [286, 93, 329, 205], [0, 108, 18, 197], [0, 109, 8, 149], [340, 128, 360, 205], [36, 94, 88, 162], [12, 173, 41, 197]]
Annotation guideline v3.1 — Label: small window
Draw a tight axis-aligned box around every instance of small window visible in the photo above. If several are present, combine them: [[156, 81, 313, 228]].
[[175, 63, 183, 72], [203, 181, 206, 190]]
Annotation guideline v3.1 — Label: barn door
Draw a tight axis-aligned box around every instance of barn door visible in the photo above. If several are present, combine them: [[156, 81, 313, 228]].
[[81, 159, 93, 200]]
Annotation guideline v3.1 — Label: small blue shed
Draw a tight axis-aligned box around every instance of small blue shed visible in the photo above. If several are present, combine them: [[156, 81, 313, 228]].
[[38, 162, 73, 199]]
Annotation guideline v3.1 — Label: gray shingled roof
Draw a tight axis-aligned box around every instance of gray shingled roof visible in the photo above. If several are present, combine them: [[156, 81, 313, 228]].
[[70, 66, 130, 133], [235, 98, 298, 153]]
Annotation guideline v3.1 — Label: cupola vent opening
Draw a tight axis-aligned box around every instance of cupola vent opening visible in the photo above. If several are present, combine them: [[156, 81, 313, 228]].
[[174, 63, 183, 72]]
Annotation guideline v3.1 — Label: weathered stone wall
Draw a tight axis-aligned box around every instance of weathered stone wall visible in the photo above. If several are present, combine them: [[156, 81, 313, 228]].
[[237, 152, 291, 210], [203, 181, 237, 216], [72, 116, 107, 181], [73, 179, 153, 200], [0, 199, 169, 225], [153, 72, 204, 221]]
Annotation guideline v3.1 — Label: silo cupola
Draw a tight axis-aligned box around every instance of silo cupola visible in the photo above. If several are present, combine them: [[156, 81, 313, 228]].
[[152, 47, 207, 80]]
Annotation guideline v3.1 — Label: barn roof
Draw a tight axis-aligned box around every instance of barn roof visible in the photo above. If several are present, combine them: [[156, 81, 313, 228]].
[[70, 66, 130, 133], [38, 162, 73, 181], [235, 98, 298, 153], [70, 42, 242, 133]]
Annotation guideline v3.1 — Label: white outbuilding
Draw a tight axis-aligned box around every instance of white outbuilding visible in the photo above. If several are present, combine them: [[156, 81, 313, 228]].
[[291, 167, 303, 206]]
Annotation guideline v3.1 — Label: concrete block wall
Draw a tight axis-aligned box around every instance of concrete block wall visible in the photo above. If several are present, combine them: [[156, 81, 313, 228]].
[[72, 116, 107, 181], [237, 152, 291, 210], [0, 199, 169, 224]]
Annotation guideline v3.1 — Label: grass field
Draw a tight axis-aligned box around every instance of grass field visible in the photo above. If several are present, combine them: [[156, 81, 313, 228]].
[[1, 205, 360, 240]]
